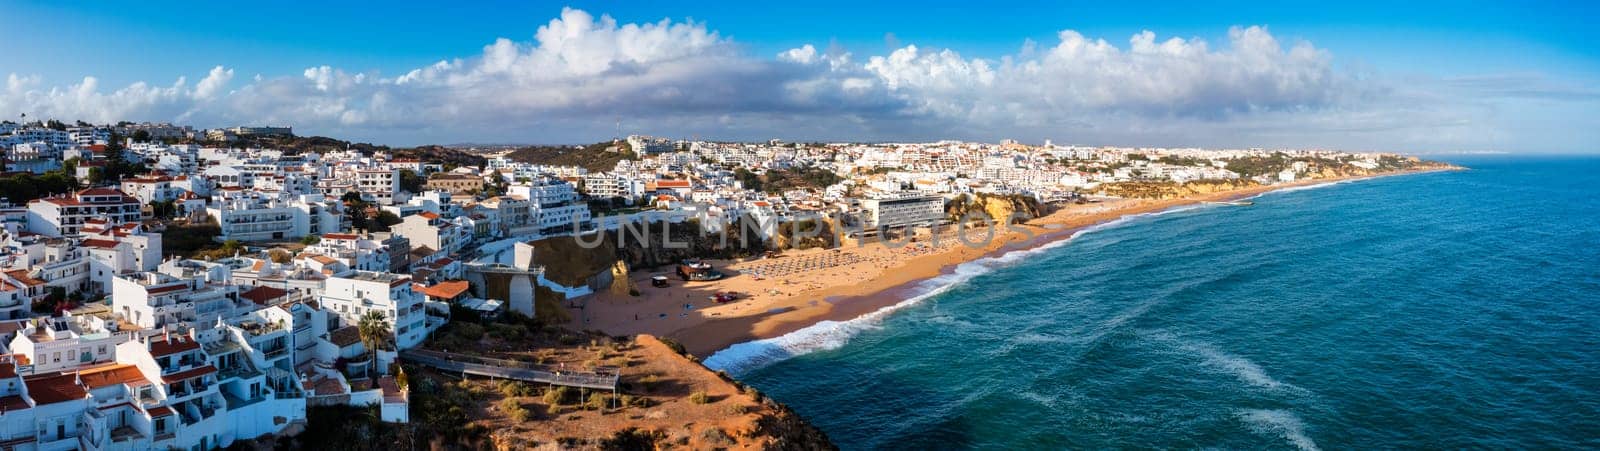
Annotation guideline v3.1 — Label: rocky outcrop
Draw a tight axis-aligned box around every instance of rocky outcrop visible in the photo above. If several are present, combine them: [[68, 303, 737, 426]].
[[948, 193, 1044, 224], [632, 335, 837, 451], [1096, 179, 1260, 199]]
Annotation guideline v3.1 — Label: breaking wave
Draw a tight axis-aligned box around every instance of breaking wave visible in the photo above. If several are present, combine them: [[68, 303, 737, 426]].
[[703, 205, 1213, 375]]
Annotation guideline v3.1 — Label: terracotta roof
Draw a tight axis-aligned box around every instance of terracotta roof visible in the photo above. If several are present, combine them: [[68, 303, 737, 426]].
[[416, 280, 470, 300], [328, 326, 362, 347], [3, 270, 45, 287], [81, 239, 121, 249], [160, 364, 216, 384], [0, 395, 27, 413], [79, 364, 150, 389], [144, 284, 188, 295], [240, 286, 290, 306], [321, 233, 359, 240], [656, 179, 691, 188], [146, 405, 175, 417], [418, 211, 441, 220], [148, 335, 200, 357], [23, 372, 87, 405], [250, 260, 266, 272], [0, 320, 27, 337], [378, 376, 404, 402], [77, 187, 126, 197]]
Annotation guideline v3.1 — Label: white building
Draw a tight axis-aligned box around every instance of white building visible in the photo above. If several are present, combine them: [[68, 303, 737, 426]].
[[389, 212, 469, 257], [26, 188, 144, 237], [356, 168, 401, 205], [318, 271, 432, 350], [303, 233, 393, 273], [207, 191, 343, 242], [858, 195, 946, 229], [7, 313, 129, 375], [110, 269, 242, 330]]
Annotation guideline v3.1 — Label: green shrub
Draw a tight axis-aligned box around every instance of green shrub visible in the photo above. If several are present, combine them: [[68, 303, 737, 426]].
[[499, 398, 531, 422], [498, 380, 535, 398], [688, 390, 710, 405], [543, 386, 575, 406]]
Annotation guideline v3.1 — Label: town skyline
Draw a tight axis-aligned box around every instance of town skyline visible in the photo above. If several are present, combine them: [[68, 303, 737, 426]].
[[3, 2, 1598, 153]]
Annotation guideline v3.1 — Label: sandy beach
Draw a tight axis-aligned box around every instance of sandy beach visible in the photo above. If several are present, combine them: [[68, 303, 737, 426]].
[[568, 169, 1452, 357]]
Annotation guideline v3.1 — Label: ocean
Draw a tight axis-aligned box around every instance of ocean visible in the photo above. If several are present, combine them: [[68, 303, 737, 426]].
[[706, 156, 1600, 449]]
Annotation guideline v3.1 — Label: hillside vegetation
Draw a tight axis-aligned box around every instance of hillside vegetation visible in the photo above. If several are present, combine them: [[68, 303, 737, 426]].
[[205, 135, 487, 168], [505, 141, 640, 172]]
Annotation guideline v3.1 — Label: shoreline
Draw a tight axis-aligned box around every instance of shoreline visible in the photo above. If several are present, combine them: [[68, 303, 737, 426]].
[[577, 168, 1459, 360]]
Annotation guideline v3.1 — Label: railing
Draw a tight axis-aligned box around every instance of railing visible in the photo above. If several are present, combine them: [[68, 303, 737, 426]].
[[400, 350, 619, 390]]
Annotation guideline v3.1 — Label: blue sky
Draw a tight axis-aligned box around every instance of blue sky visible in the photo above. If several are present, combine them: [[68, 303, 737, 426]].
[[3, 1, 1598, 152]]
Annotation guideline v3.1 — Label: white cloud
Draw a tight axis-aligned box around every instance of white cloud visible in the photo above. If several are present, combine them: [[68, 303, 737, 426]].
[[193, 66, 234, 100], [0, 8, 1590, 152]]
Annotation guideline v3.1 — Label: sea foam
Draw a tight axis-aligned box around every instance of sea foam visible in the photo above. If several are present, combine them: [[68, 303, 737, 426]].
[[703, 205, 1210, 374], [1239, 409, 1321, 451], [1139, 330, 1306, 394]]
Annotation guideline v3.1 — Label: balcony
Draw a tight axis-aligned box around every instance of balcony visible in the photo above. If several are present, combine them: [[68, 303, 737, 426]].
[[110, 426, 144, 443], [263, 347, 289, 360]]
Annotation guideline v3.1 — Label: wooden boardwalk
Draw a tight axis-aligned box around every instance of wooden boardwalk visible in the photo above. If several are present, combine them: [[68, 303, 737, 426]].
[[400, 349, 620, 390]]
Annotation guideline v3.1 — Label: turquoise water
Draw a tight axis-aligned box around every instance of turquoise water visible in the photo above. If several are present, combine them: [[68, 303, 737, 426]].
[[710, 157, 1600, 449]]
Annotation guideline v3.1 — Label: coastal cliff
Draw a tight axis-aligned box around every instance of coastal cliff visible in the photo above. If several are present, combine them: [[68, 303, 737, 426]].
[[281, 329, 835, 450], [465, 334, 836, 450], [946, 193, 1044, 223], [1097, 178, 1262, 199]]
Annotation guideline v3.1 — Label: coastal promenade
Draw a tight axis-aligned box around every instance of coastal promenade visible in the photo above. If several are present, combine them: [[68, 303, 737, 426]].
[[400, 349, 620, 390]]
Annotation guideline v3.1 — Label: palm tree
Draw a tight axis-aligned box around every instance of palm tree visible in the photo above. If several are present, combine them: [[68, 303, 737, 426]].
[[357, 311, 391, 378]]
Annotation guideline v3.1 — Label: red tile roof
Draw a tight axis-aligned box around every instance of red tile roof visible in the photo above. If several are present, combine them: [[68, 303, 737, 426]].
[[146, 405, 175, 417], [3, 270, 45, 287], [79, 364, 150, 389], [240, 286, 290, 306], [321, 233, 359, 240], [416, 280, 470, 300], [144, 284, 189, 295], [80, 239, 122, 249], [23, 372, 87, 405], [148, 335, 200, 357], [77, 187, 126, 197], [0, 395, 28, 413]]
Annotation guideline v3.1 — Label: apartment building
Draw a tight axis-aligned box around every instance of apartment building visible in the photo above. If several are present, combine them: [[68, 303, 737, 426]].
[[318, 271, 432, 350], [303, 233, 392, 273], [207, 191, 343, 242], [390, 212, 469, 257], [356, 168, 400, 205], [6, 313, 129, 375], [508, 178, 591, 234], [858, 195, 946, 229], [26, 188, 143, 237], [110, 269, 242, 330]]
